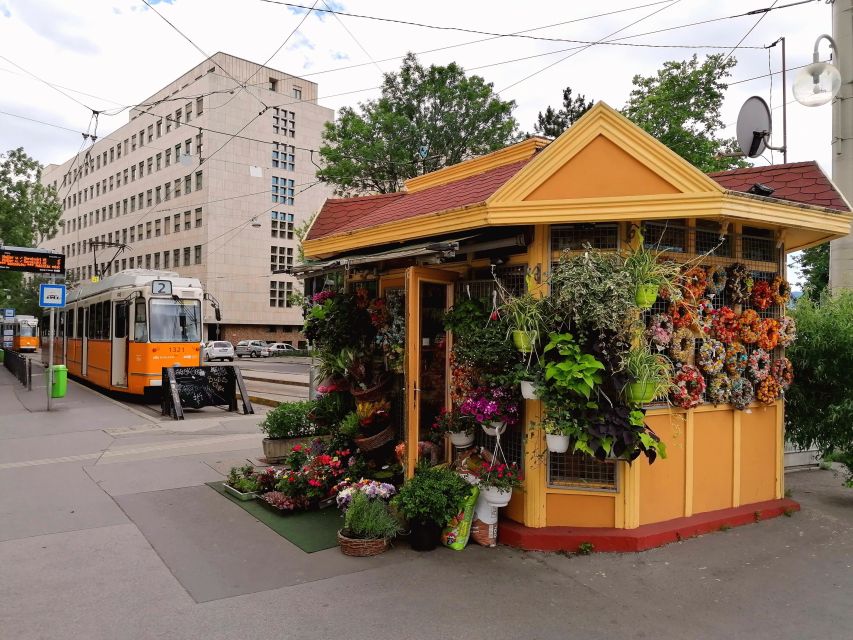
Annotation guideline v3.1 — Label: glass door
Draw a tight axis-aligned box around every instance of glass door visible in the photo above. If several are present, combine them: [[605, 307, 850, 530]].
[[404, 267, 457, 477]]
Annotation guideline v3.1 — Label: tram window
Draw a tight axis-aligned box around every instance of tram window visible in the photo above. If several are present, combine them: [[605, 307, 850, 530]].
[[149, 298, 201, 342], [94, 303, 103, 339], [58, 313, 64, 338], [102, 302, 111, 339], [114, 303, 128, 339], [77, 308, 85, 338], [87, 305, 96, 338], [134, 299, 147, 342]]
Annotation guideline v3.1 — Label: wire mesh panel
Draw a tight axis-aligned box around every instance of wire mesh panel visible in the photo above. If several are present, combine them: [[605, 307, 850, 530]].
[[454, 264, 527, 302], [551, 223, 619, 252], [474, 425, 524, 470], [548, 451, 617, 491]]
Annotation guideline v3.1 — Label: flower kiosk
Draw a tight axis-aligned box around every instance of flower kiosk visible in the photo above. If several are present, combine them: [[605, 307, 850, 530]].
[[299, 103, 852, 551]]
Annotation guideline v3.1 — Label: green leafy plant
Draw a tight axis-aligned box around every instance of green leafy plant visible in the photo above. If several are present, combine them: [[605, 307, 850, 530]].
[[496, 271, 546, 356], [339, 411, 361, 438], [577, 542, 595, 555], [342, 491, 403, 540], [311, 391, 353, 428], [226, 464, 260, 493], [394, 465, 471, 526], [622, 236, 681, 297], [260, 401, 321, 440], [622, 345, 674, 401], [543, 333, 605, 400]]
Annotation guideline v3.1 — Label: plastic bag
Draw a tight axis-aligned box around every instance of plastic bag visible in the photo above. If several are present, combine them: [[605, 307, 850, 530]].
[[441, 484, 479, 550]]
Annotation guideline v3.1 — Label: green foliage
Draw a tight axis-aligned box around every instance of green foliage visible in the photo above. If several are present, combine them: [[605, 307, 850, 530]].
[[260, 401, 320, 439], [791, 244, 829, 299], [311, 390, 353, 427], [343, 491, 403, 540], [622, 345, 674, 401], [543, 333, 605, 400], [577, 542, 594, 555], [622, 54, 747, 173], [339, 411, 361, 438], [533, 86, 594, 138], [226, 465, 260, 493], [317, 53, 518, 195], [444, 297, 516, 375], [786, 292, 853, 485], [0, 148, 61, 312], [394, 465, 471, 526], [622, 238, 681, 295]]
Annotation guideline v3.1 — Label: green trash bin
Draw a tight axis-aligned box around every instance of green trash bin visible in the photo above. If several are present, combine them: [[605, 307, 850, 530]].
[[0, 349, 4, 364], [50, 364, 68, 398]]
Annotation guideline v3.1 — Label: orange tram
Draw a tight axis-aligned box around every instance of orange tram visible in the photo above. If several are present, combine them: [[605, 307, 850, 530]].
[[2, 315, 40, 352], [43, 270, 210, 396]]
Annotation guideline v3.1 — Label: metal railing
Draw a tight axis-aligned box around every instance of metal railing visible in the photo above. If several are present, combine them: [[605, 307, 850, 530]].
[[3, 350, 32, 389]]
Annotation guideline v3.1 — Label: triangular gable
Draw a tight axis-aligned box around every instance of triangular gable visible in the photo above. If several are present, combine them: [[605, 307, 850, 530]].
[[488, 102, 724, 204]]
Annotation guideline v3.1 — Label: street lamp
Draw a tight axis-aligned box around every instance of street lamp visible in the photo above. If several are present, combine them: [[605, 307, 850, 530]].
[[793, 34, 842, 107]]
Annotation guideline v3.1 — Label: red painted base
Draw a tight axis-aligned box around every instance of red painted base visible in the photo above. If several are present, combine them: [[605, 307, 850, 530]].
[[498, 498, 801, 553]]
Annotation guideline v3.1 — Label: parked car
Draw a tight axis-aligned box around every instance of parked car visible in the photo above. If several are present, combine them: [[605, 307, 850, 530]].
[[235, 340, 270, 358], [203, 340, 235, 362], [267, 342, 297, 355]]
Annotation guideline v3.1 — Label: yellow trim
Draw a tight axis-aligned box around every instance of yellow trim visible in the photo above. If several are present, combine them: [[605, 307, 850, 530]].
[[732, 410, 742, 508], [684, 410, 694, 517], [776, 400, 784, 499], [623, 461, 641, 529], [403, 137, 549, 193]]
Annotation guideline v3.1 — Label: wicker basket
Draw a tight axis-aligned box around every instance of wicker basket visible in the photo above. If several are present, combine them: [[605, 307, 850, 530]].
[[337, 530, 389, 556], [354, 424, 395, 452]]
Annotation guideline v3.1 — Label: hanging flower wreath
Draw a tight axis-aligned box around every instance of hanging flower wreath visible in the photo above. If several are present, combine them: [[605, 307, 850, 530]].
[[712, 306, 739, 343], [771, 357, 794, 390], [758, 318, 780, 351], [669, 301, 695, 329], [739, 309, 762, 344], [707, 373, 732, 406], [669, 327, 696, 364], [698, 338, 726, 375], [671, 365, 706, 409], [756, 375, 782, 405], [771, 276, 791, 307], [747, 348, 772, 381], [646, 313, 674, 349], [696, 299, 715, 337], [778, 316, 797, 348], [750, 280, 774, 311], [726, 262, 753, 305], [705, 265, 727, 297], [725, 342, 748, 376], [730, 375, 755, 410], [681, 266, 707, 302]]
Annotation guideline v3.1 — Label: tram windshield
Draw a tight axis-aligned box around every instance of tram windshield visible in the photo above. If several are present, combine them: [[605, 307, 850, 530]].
[[19, 323, 37, 337], [149, 298, 201, 342]]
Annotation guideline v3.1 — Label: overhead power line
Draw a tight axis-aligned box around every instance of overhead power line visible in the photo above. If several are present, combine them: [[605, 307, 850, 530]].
[[721, 0, 780, 65]]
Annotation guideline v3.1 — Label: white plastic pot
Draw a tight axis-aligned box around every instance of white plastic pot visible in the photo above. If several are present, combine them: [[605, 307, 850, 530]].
[[480, 485, 512, 507], [448, 430, 475, 448], [545, 433, 570, 454], [520, 380, 537, 400], [482, 421, 507, 437]]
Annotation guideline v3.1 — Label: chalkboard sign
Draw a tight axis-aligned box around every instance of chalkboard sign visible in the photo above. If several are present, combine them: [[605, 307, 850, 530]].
[[161, 365, 253, 419]]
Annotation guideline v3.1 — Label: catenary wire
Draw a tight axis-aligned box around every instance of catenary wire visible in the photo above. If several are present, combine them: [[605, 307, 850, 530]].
[[721, 0, 780, 65]]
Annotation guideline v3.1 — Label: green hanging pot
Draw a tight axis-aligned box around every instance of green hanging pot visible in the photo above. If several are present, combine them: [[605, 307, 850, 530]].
[[635, 284, 659, 309], [626, 381, 656, 405], [512, 330, 536, 353]]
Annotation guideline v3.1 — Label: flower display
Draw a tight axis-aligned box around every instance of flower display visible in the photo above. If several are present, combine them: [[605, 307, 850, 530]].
[[771, 276, 791, 307], [705, 265, 727, 296], [669, 327, 696, 364], [739, 309, 761, 344], [778, 316, 797, 348], [460, 386, 520, 426], [730, 375, 755, 410], [698, 338, 726, 375], [335, 478, 396, 510], [476, 462, 523, 492], [747, 348, 771, 382], [757, 318, 780, 351], [669, 301, 695, 329], [771, 357, 794, 390], [750, 279, 773, 311], [671, 365, 706, 409], [712, 306, 739, 344], [726, 263, 753, 305], [262, 491, 309, 511], [756, 375, 782, 405], [646, 313, 674, 349], [681, 266, 707, 302], [725, 342, 748, 376], [311, 290, 336, 305], [707, 373, 732, 406]]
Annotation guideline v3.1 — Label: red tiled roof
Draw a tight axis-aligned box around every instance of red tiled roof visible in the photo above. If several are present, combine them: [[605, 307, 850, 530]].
[[307, 159, 530, 241], [708, 161, 850, 212]]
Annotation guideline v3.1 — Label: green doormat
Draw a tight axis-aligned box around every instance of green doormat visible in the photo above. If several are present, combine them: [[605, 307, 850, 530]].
[[206, 481, 341, 553]]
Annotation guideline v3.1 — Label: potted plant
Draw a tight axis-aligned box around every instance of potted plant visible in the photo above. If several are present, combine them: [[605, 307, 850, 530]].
[[459, 386, 520, 436], [431, 407, 475, 448], [259, 400, 323, 463], [476, 461, 523, 506], [622, 345, 673, 405], [543, 333, 605, 400], [224, 464, 261, 500], [336, 479, 400, 556], [536, 417, 572, 453], [496, 272, 545, 354], [394, 465, 471, 551], [623, 236, 681, 309]]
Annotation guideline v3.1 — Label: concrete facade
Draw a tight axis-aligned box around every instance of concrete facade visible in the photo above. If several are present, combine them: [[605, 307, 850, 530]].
[[41, 53, 334, 343]]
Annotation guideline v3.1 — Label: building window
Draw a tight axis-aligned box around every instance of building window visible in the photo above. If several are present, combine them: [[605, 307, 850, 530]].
[[271, 177, 295, 205], [174, 178, 181, 198], [147, 157, 153, 175], [184, 211, 191, 231], [270, 211, 295, 239], [156, 153, 162, 171], [131, 165, 136, 182], [175, 109, 182, 128], [129, 257, 134, 268], [195, 171, 202, 190], [147, 190, 153, 206], [165, 183, 171, 201], [147, 125, 153, 143], [130, 195, 136, 212], [174, 216, 181, 233], [155, 220, 161, 237], [269, 280, 292, 307], [272, 143, 295, 171], [270, 246, 294, 271], [156, 120, 162, 138], [164, 216, 170, 234], [194, 245, 202, 265], [154, 252, 160, 269], [166, 116, 172, 134], [183, 247, 191, 265], [269, 78, 278, 92], [184, 175, 191, 194], [173, 248, 180, 266], [131, 134, 136, 150], [195, 208, 202, 227], [163, 251, 170, 269], [165, 149, 171, 167], [155, 187, 161, 204], [145, 254, 151, 269], [195, 133, 202, 156], [123, 168, 128, 185], [196, 96, 203, 115], [146, 222, 152, 239], [130, 226, 136, 242], [185, 102, 192, 122], [292, 87, 302, 99]]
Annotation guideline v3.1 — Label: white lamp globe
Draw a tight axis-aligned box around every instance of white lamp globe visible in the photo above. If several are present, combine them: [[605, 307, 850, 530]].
[[793, 61, 842, 107]]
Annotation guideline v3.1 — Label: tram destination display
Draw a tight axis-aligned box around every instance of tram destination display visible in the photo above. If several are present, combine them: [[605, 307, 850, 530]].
[[0, 247, 65, 274]]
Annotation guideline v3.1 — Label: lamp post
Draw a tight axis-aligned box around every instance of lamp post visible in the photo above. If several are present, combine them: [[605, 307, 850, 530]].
[[792, 34, 842, 107]]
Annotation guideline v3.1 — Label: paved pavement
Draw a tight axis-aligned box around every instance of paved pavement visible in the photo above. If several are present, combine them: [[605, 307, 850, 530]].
[[1, 364, 851, 639]]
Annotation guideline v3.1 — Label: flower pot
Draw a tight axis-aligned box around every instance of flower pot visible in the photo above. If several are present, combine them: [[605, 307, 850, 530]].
[[482, 421, 506, 437], [223, 484, 258, 501], [448, 430, 475, 448], [337, 530, 389, 557], [625, 381, 656, 405], [520, 380, 537, 400], [545, 433, 570, 454], [635, 284, 659, 309], [409, 521, 442, 551], [354, 424, 395, 452], [512, 330, 537, 353], [479, 485, 512, 507]]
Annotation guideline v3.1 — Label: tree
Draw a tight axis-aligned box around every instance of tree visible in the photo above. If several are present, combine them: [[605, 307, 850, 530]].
[[0, 147, 62, 316], [791, 244, 829, 298], [786, 291, 853, 485], [317, 53, 518, 195], [622, 54, 746, 173], [533, 86, 594, 138]]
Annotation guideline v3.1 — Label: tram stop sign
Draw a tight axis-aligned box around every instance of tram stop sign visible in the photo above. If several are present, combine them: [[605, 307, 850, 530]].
[[39, 284, 66, 308]]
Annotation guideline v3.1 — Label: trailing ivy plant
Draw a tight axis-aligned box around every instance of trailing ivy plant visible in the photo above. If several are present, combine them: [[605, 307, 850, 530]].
[[444, 297, 516, 377]]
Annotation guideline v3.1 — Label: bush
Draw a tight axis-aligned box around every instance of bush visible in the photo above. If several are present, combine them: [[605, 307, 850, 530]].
[[394, 465, 470, 526], [343, 492, 402, 540], [260, 400, 321, 439], [787, 292, 853, 485]]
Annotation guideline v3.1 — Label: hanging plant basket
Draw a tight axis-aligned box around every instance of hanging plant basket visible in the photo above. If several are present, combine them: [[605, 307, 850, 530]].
[[448, 430, 475, 448], [351, 376, 390, 402], [520, 380, 537, 400], [482, 421, 507, 437], [635, 284, 659, 309], [337, 530, 390, 556], [625, 381, 657, 405], [480, 486, 512, 507], [511, 330, 537, 353], [354, 424, 395, 452], [545, 434, 570, 453]]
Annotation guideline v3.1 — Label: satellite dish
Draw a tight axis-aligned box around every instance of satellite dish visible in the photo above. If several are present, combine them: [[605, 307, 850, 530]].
[[736, 96, 772, 158]]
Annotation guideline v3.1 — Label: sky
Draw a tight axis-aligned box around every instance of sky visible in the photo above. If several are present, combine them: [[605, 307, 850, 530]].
[[0, 0, 840, 280]]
